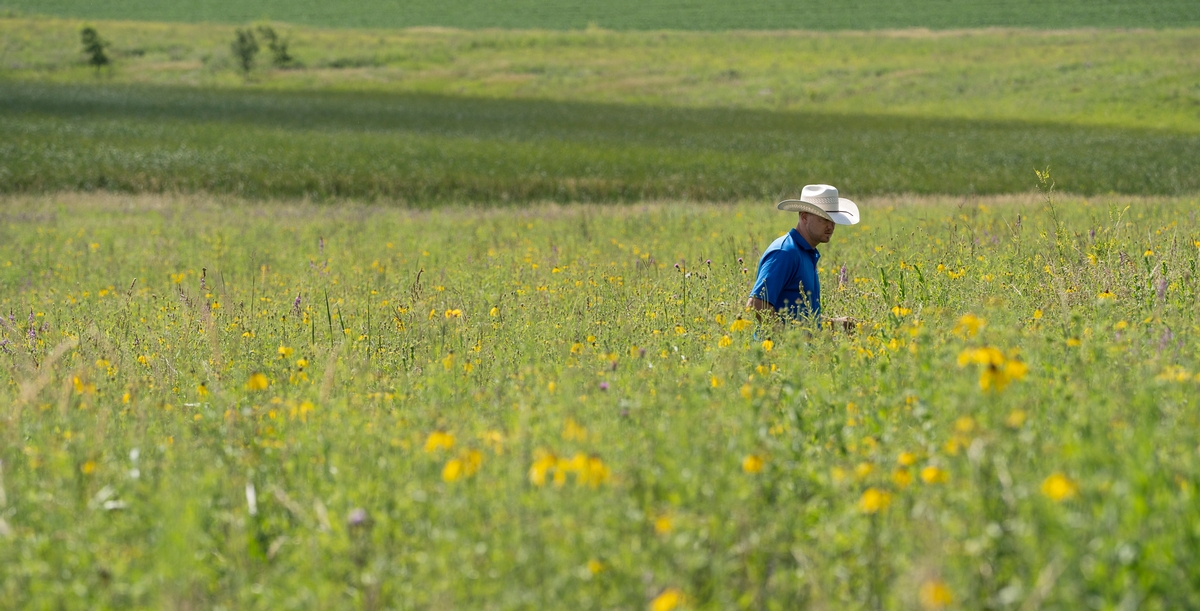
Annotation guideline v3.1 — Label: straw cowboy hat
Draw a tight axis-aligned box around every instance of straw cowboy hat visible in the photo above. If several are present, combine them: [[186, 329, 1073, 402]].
[[777, 184, 860, 225]]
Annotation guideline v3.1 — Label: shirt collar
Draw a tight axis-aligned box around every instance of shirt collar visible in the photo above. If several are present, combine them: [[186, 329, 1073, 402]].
[[789, 228, 817, 252]]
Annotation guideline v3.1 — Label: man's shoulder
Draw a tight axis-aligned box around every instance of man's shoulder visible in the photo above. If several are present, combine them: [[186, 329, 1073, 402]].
[[763, 232, 803, 257]]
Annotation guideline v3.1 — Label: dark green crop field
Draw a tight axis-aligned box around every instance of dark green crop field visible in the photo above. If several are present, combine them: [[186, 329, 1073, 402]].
[[3, 0, 1199, 31], [2, 82, 1199, 202]]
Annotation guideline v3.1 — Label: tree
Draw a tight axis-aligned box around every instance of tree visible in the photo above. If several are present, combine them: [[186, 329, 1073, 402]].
[[256, 25, 295, 68], [80, 26, 109, 73], [231, 28, 259, 77]]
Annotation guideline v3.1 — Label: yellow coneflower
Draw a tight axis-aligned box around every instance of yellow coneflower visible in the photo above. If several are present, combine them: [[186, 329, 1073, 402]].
[[1041, 473, 1077, 502], [650, 588, 684, 611], [246, 373, 269, 391], [919, 579, 953, 610], [858, 488, 892, 514], [423, 431, 455, 453], [742, 454, 764, 474]]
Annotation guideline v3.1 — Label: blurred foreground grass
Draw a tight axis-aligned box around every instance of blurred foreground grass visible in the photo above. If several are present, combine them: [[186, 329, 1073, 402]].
[[2, 192, 1200, 609]]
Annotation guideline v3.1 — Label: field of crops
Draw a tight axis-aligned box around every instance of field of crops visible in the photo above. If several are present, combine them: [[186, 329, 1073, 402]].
[[3, 19, 1200, 202], [2, 190, 1199, 609], [4, 0, 1200, 31]]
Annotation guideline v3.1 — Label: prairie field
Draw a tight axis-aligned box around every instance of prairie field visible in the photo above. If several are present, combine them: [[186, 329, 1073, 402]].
[[3, 6, 1200, 611], [3, 0, 1199, 31], [2, 191, 1200, 609]]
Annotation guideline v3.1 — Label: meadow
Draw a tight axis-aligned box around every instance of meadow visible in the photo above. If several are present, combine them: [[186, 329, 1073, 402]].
[[3, 0, 1199, 31], [2, 190, 1199, 610], [2, 19, 1200, 202]]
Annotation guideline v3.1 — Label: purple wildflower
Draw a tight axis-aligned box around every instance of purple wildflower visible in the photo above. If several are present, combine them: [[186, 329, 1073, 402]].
[[838, 264, 849, 287], [1157, 277, 1168, 301], [347, 508, 369, 528], [293, 293, 302, 315], [599, 381, 609, 391]]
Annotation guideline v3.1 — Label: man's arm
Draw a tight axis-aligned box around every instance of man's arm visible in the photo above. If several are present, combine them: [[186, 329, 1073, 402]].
[[745, 297, 773, 312]]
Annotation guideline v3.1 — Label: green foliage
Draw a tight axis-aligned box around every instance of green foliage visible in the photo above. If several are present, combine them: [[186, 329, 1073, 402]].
[[6, 0, 1200, 30], [78, 25, 108, 70], [230, 28, 258, 76], [1, 192, 1199, 608], [255, 25, 295, 68], [1, 82, 1199, 201]]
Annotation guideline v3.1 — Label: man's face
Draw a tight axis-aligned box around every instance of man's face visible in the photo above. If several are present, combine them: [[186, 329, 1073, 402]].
[[800, 212, 836, 244]]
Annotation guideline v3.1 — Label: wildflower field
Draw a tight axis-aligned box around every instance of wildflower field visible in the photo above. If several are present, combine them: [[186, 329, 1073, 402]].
[[2, 189, 1200, 609]]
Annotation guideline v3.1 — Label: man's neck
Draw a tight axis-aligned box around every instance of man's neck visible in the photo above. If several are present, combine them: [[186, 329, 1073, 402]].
[[794, 224, 817, 249]]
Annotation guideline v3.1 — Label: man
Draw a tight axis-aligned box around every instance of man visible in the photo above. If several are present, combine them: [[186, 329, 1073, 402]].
[[747, 184, 860, 326]]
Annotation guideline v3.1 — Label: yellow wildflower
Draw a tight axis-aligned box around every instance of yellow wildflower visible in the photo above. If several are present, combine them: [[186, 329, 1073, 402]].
[[463, 449, 483, 476], [246, 373, 269, 391], [442, 459, 463, 482], [953, 313, 985, 338], [761, 339, 774, 352], [563, 418, 588, 441], [654, 513, 674, 534], [650, 588, 684, 611], [742, 454, 764, 474], [718, 335, 732, 348], [920, 466, 948, 484], [897, 452, 917, 467], [892, 468, 913, 489], [1041, 473, 1078, 502], [277, 345, 294, 358], [528, 450, 557, 487], [581, 455, 611, 488], [729, 318, 753, 332], [858, 487, 892, 514], [423, 431, 455, 453], [919, 579, 953, 610], [1005, 409, 1027, 428]]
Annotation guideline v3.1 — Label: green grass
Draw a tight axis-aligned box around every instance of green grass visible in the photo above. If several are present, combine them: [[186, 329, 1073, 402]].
[[3, 0, 1200, 30], [5, 19, 1199, 133], [2, 191, 1200, 609], [3, 19, 1199, 202], [3, 81, 1200, 201]]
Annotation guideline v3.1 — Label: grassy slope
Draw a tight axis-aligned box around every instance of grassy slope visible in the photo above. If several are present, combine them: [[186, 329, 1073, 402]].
[[5, 19, 1199, 132], [2, 18, 1199, 200], [3, 0, 1199, 30]]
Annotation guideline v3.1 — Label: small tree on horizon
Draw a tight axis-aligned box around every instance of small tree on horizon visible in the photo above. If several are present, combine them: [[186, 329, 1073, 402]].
[[80, 26, 109, 73], [231, 28, 259, 77], [256, 25, 295, 68]]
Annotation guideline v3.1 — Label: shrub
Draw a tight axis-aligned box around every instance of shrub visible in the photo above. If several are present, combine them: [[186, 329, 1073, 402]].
[[230, 28, 259, 76], [79, 26, 109, 72], [256, 25, 296, 68]]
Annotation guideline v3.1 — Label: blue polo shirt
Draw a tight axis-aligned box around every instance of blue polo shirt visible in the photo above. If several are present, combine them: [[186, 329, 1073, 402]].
[[749, 228, 821, 320]]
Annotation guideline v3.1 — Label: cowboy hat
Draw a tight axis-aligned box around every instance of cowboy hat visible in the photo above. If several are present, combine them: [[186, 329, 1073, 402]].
[[777, 184, 860, 225]]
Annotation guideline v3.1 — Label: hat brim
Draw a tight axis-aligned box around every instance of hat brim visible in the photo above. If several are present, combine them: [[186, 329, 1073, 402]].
[[777, 198, 860, 226]]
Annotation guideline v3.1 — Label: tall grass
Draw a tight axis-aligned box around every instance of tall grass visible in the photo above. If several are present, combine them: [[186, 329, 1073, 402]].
[[1, 192, 1199, 609]]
